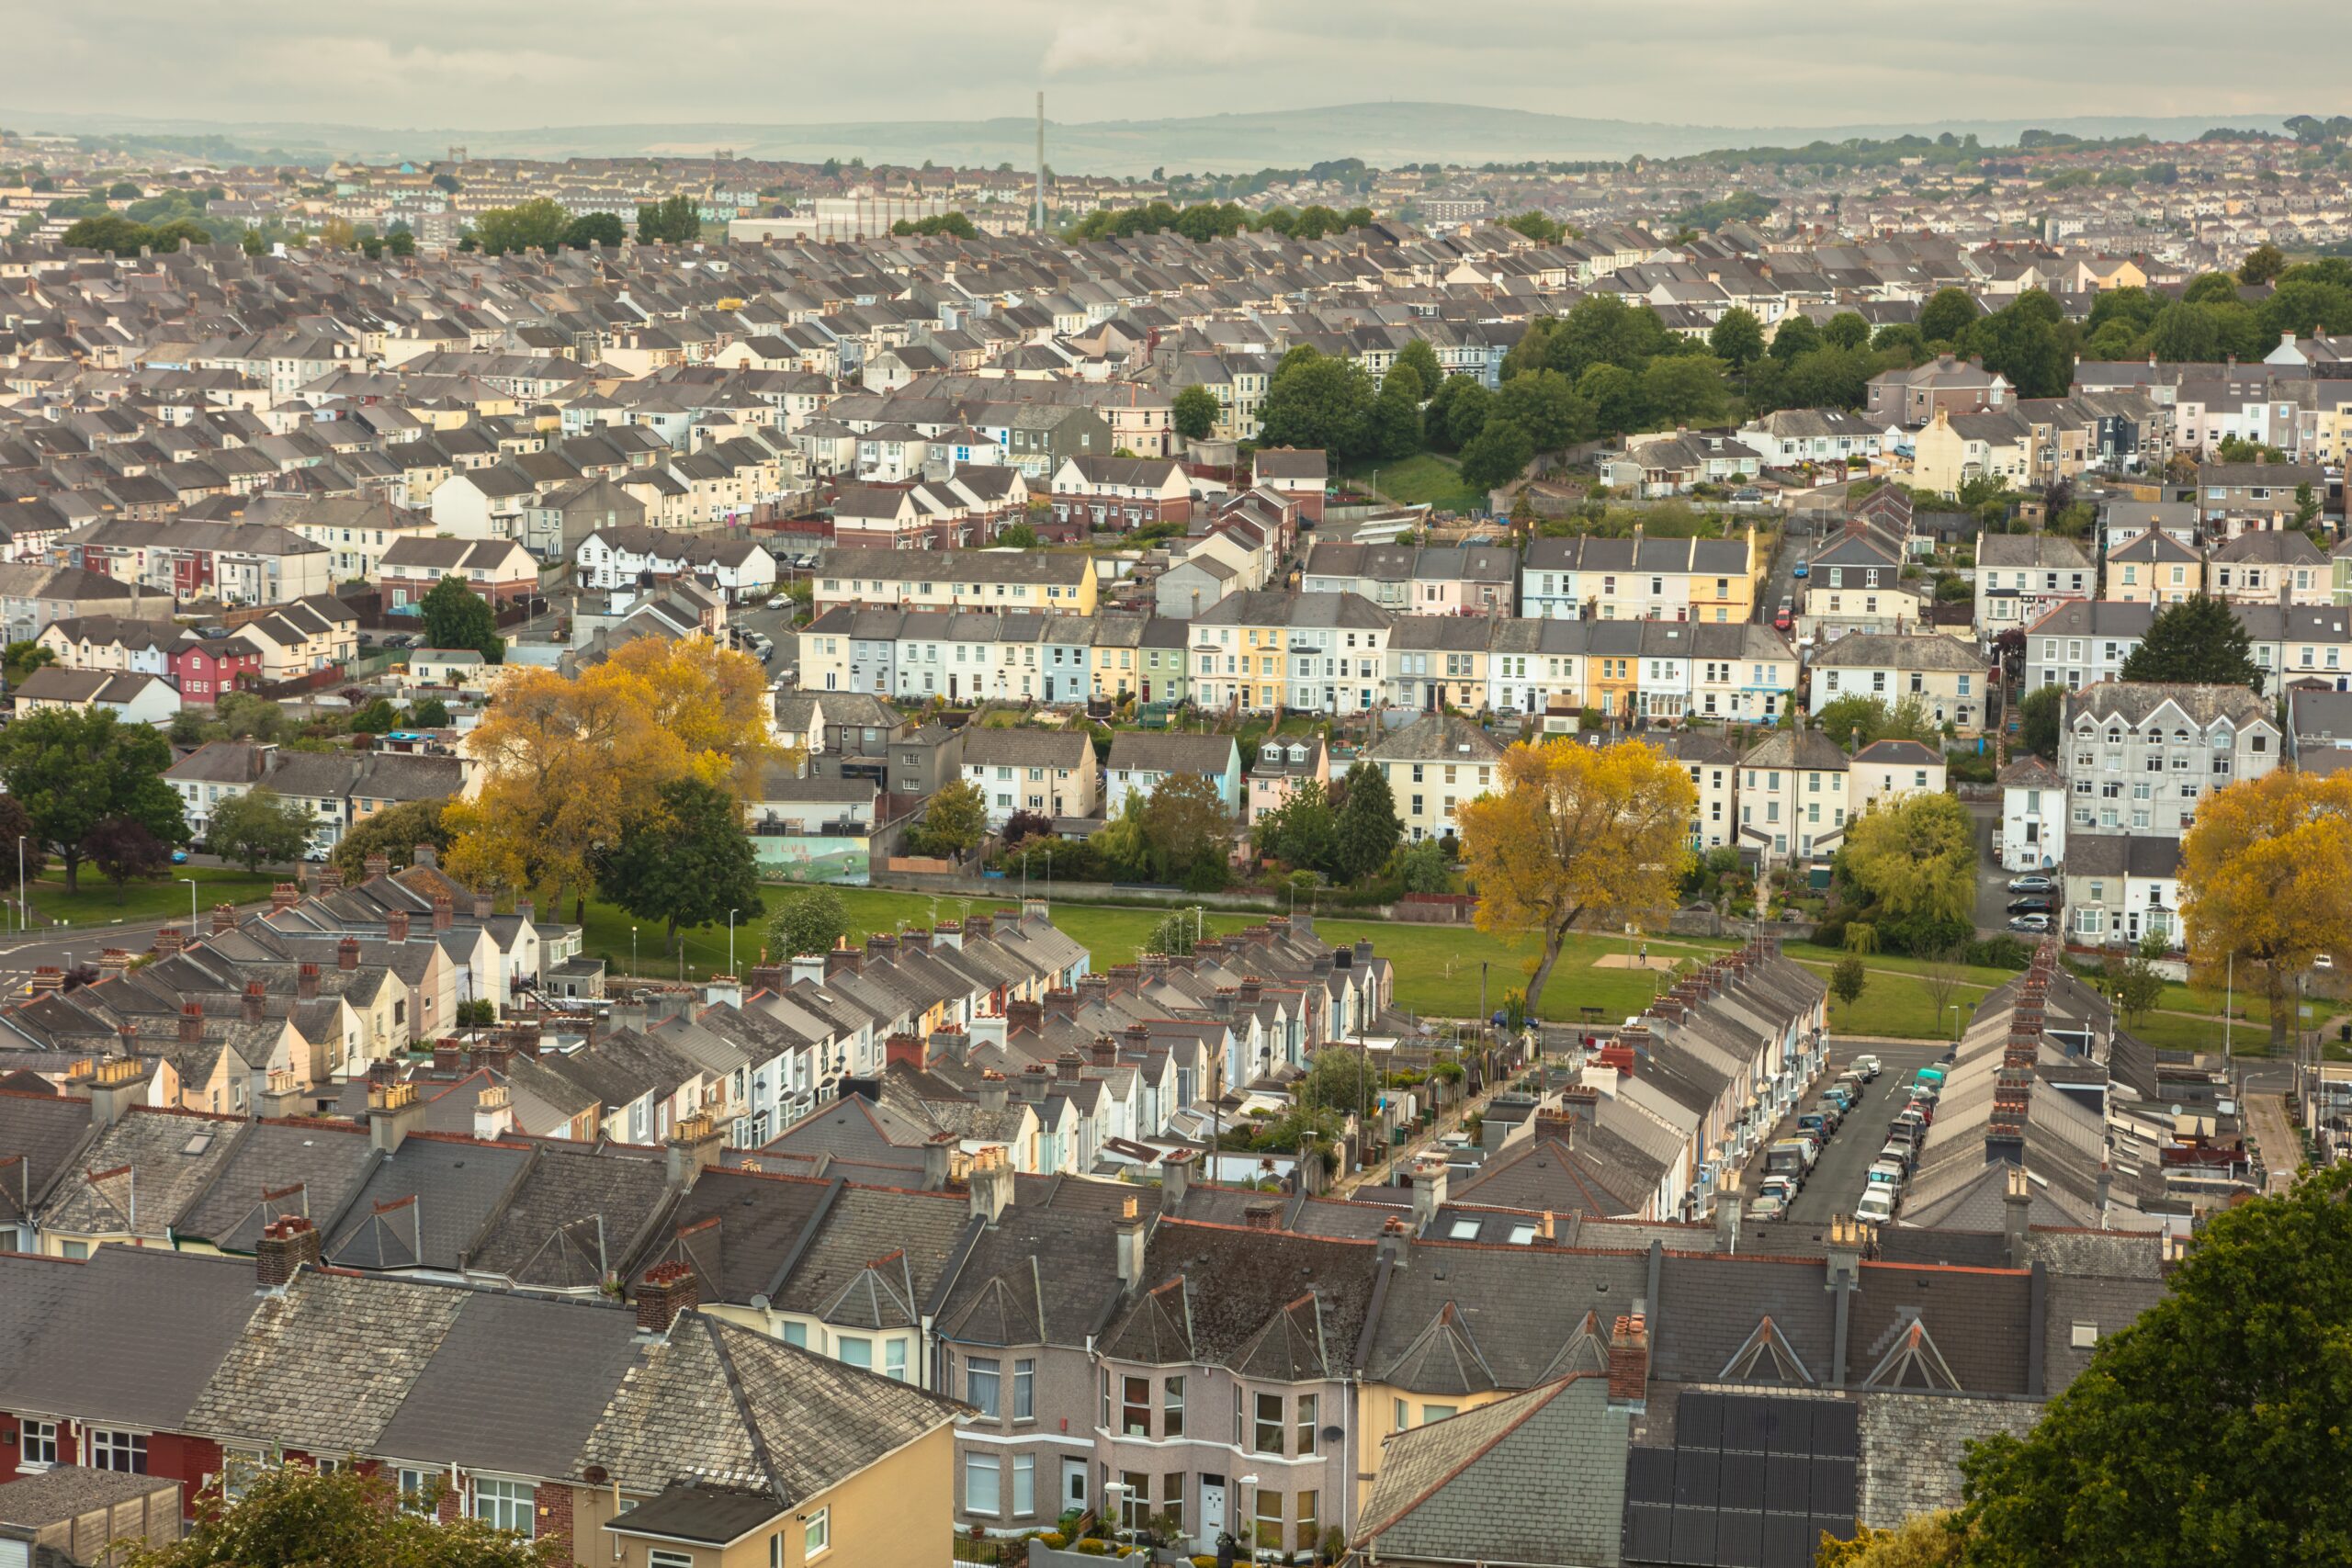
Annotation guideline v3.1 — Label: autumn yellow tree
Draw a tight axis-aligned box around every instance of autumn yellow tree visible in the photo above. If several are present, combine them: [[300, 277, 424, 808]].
[[447, 640, 788, 919], [1457, 737, 1696, 1016], [2180, 768, 2352, 1052]]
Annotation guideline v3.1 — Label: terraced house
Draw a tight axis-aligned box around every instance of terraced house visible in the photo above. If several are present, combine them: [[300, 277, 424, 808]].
[[1520, 531, 1759, 623]]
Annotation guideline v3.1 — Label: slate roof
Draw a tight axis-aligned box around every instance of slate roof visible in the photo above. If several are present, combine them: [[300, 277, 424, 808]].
[[0, 1246, 260, 1430]]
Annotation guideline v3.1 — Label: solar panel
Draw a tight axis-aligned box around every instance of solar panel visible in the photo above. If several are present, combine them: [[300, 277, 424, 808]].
[[1809, 1456, 1858, 1520], [1763, 1396, 1815, 1456], [1764, 1453, 1813, 1512], [1715, 1506, 1766, 1568], [1679, 1389, 1727, 1450], [1720, 1393, 1771, 1452], [1760, 1512, 1818, 1568], [1674, 1448, 1721, 1508], [1627, 1447, 1679, 1506], [1811, 1399, 1860, 1458], [1669, 1504, 1718, 1567], [1718, 1451, 1767, 1513], [1624, 1501, 1675, 1563]]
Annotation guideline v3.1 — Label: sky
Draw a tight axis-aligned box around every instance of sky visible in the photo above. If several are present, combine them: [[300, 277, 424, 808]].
[[1, 0, 2338, 135]]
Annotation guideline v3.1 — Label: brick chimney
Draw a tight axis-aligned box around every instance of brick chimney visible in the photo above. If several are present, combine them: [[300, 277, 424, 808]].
[[1044, 987, 1077, 1019], [665, 1112, 726, 1187], [412, 843, 437, 869], [473, 891, 493, 919], [1237, 976, 1263, 1010], [885, 1032, 926, 1073], [1089, 1034, 1118, 1066], [922, 1131, 955, 1191], [1055, 1049, 1083, 1081], [317, 865, 343, 894], [1078, 975, 1109, 1010], [825, 945, 864, 978], [255, 1214, 322, 1291], [298, 962, 319, 1000], [1243, 1199, 1282, 1231], [431, 893, 453, 932], [1005, 998, 1043, 1035], [178, 1001, 204, 1043], [211, 903, 238, 936], [635, 1260, 699, 1336], [1716, 1171, 1742, 1254], [338, 937, 360, 971], [976, 1070, 1009, 1112], [1607, 1313, 1650, 1411], [968, 1145, 1012, 1224], [242, 981, 266, 1024], [153, 927, 184, 956], [270, 881, 300, 914], [97, 948, 130, 981], [1114, 1194, 1147, 1288]]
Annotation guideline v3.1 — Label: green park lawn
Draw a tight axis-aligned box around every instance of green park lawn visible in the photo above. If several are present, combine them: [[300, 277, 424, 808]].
[[26, 867, 277, 932], [1335, 454, 1487, 513]]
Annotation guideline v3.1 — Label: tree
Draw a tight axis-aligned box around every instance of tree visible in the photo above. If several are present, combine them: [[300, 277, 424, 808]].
[[2240, 241, 2288, 285], [1258, 351, 1377, 460], [1366, 366, 1425, 459], [0, 795, 48, 884], [1829, 954, 1868, 1020], [2119, 594, 2262, 692], [1960, 1162, 2352, 1565], [386, 224, 416, 258], [329, 798, 452, 883], [595, 775, 762, 955], [1001, 809, 1054, 846], [1457, 417, 1534, 492], [994, 522, 1040, 548], [1442, 378, 1494, 450], [636, 193, 701, 244], [0, 708, 187, 891], [421, 575, 504, 662], [2297, 481, 2323, 528], [2104, 944, 2165, 1026], [1768, 311, 1823, 363], [1918, 287, 1978, 345], [2179, 769, 2352, 1052], [1965, 289, 2076, 400], [82, 816, 169, 903], [1815, 1513, 1963, 1567], [2145, 300, 2221, 362], [1576, 362, 1642, 436], [61, 214, 156, 255], [1710, 307, 1766, 367], [1501, 209, 1566, 243], [348, 698, 398, 735], [1333, 761, 1402, 881], [1842, 793, 1975, 923], [1140, 772, 1232, 886], [1394, 338, 1442, 398], [764, 885, 849, 959], [1822, 311, 1871, 351], [1638, 354, 1731, 426], [1395, 837, 1453, 893], [125, 1459, 557, 1567], [2018, 683, 2065, 760], [1494, 368, 1589, 454], [1458, 739, 1695, 1015], [1811, 694, 1939, 751], [470, 197, 570, 256], [1917, 944, 1968, 1039], [1141, 908, 1201, 957], [1298, 1044, 1375, 1120], [1172, 385, 1220, 442], [408, 697, 451, 728], [207, 787, 316, 872], [2, 639, 53, 685], [1252, 778, 1339, 874], [562, 211, 626, 249], [909, 777, 989, 858]]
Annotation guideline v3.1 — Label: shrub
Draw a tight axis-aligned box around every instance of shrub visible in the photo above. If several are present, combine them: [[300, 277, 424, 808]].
[[1040, 1533, 1067, 1550], [1074, 1541, 1110, 1556], [1964, 935, 2033, 970]]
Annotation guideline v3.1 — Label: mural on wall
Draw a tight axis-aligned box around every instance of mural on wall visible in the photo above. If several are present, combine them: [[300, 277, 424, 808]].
[[755, 834, 871, 885]]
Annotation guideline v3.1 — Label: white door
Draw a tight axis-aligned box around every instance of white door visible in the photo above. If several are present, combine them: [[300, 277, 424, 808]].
[[1199, 1474, 1227, 1539], [1062, 1458, 1089, 1514]]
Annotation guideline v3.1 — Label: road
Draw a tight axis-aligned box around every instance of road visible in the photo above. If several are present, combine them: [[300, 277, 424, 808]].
[[0, 911, 211, 994], [1741, 1042, 1945, 1227], [1756, 510, 1810, 628]]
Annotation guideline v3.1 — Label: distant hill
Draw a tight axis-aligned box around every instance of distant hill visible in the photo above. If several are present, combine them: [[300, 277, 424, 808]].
[[2, 103, 2291, 176]]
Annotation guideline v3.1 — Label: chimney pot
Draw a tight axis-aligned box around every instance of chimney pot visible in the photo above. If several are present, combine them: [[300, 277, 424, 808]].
[[635, 1261, 700, 1335], [338, 937, 360, 971], [298, 962, 320, 999], [255, 1215, 322, 1290], [211, 902, 237, 935]]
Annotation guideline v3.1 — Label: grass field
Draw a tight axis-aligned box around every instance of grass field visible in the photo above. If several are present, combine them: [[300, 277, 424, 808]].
[[1337, 454, 1488, 513], [27, 868, 277, 931], [576, 884, 2258, 1052]]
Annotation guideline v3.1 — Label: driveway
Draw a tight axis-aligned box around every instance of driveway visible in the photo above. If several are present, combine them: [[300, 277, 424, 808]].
[[1966, 799, 2030, 936], [1740, 1043, 1946, 1229]]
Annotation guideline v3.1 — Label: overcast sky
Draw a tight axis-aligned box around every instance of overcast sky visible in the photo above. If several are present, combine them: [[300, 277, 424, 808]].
[[1, 0, 2334, 133]]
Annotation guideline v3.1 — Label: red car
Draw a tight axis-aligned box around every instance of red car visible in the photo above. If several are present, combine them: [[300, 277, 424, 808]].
[[1772, 600, 1794, 632]]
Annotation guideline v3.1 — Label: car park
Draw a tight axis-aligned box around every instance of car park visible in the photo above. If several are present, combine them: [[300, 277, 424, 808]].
[[2007, 874, 2054, 894], [1856, 1188, 1897, 1224], [2008, 913, 2052, 932]]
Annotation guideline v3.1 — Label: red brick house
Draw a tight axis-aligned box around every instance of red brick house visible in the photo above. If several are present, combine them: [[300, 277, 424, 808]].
[[1046, 454, 1193, 540], [170, 634, 263, 704]]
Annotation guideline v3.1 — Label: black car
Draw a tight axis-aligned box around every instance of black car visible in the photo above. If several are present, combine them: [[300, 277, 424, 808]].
[[2007, 895, 2055, 914]]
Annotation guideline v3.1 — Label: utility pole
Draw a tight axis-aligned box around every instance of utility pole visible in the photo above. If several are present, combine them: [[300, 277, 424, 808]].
[[1034, 92, 1046, 233]]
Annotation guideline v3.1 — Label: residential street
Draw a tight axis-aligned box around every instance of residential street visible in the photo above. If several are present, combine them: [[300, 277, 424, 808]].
[[1739, 1041, 1945, 1228]]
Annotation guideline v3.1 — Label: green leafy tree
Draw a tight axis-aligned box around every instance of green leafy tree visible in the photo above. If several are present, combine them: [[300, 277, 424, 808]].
[[421, 575, 504, 662], [470, 197, 571, 256], [386, 226, 416, 258], [1458, 416, 1534, 492], [1298, 1044, 1376, 1119], [1393, 338, 1443, 398], [1960, 1161, 2352, 1564], [1710, 307, 1767, 367], [0, 708, 187, 891], [594, 775, 761, 955], [910, 777, 989, 858], [1141, 908, 1201, 957], [1171, 385, 1220, 442], [1539, 294, 1673, 379], [348, 698, 398, 735], [329, 798, 451, 882], [1768, 311, 1823, 363], [995, 522, 1040, 548], [1251, 778, 1338, 873], [207, 786, 316, 872], [1577, 362, 1643, 435], [1917, 287, 1978, 346], [2119, 594, 2262, 692], [213, 690, 285, 742], [1812, 694, 1938, 751], [1442, 378, 1495, 450], [2018, 683, 2066, 760], [1822, 311, 1871, 351], [408, 697, 452, 728], [125, 1459, 557, 1567], [2, 639, 53, 685], [82, 815, 170, 903], [764, 885, 849, 959], [1829, 954, 1868, 1019], [1841, 793, 1977, 929], [61, 214, 157, 254], [1500, 210, 1565, 243], [1638, 354, 1731, 426], [1395, 837, 1453, 893], [636, 193, 702, 244], [1258, 350, 1377, 460], [2146, 300, 2222, 361], [2239, 242, 2288, 285], [1366, 366, 1425, 459], [2181, 271, 2242, 306], [2104, 945, 2165, 1025], [1781, 345, 1873, 411], [1333, 761, 1402, 881], [1141, 772, 1232, 886], [561, 211, 626, 249], [1494, 367, 1591, 454], [1965, 289, 2077, 400]]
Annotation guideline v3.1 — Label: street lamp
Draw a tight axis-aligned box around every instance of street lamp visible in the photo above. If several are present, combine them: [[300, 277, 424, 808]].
[[15, 834, 23, 936], [631, 926, 638, 981], [1947, 1002, 1963, 1047], [179, 876, 199, 938], [728, 908, 741, 977], [1238, 1474, 1261, 1563]]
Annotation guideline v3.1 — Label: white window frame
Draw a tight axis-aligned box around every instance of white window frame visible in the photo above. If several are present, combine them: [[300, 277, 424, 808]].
[[804, 1506, 831, 1558], [473, 1476, 537, 1539]]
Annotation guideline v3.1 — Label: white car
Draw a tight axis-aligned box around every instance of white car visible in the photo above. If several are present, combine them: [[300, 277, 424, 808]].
[[1856, 1188, 1897, 1224], [1867, 1160, 1905, 1190], [1851, 1055, 1882, 1080]]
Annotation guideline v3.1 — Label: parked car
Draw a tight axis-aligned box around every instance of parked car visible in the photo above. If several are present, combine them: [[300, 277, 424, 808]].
[[2007, 874, 2055, 894], [1772, 599, 1793, 632], [1748, 1192, 1787, 1221], [2007, 896, 2055, 914], [169, 849, 188, 864], [1856, 1188, 1897, 1224], [1867, 1160, 1905, 1190], [1759, 1175, 1800, 1205], [1732, 486, 1764, 503], [1851, 1055, 1882, 1080], [1797, 1111, 1832, 1141], [1792, 558, 1810, 579], [2008, 913, 2052, 932], [1879, 1140, 1915, 1172], [1823, 1085, 1858, 1112]]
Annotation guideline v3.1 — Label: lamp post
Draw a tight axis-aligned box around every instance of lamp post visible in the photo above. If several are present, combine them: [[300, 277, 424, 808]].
[[1947, 1001, 1963, 1048], [179, 876, 198, 937], [1238, 1474, 1261, 1563], [728, 908, 740, 977], [630, 926, 638, 982], [15, 834, 23, 936]]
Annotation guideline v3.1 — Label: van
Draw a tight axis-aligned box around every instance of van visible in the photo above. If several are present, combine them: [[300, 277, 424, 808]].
[[1856, 1188, 1896, 1224], [1867, 1160, 1905, 1190], [1916, 1066, 1947, 1088], [1766, 1139, 1811, 1181]]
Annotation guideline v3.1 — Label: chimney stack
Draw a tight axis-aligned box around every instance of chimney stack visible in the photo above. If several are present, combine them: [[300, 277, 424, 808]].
[[1114, 1194, 1147, 1288], [364, 853, 390, 880], [254, 1214, 322, 1291], [1716, 1171, 1742, 1254], [665, 1112, 726, 1187], [338, 937, 360, 971], [242, 981, 266, 1024], [976, 1071, 1009, 1112], [270, 882, 300, 914], [1606, 1313, 1650, 1412], [922, 1132, 955, 1191], [431, 893, 453, 932], [368, 1080, 426, 1155], [211, 903, 237, 935], [635, 1261, 699, 1336], [2003, 1164, 2032, 1269], [412, 843, 438, 870], [968, 1145, 1012, 1224], [298, 962, 319, 999], [153, 927, 184, 956], [474, 891, 494, 919], [81, 1054, 147, 1129], [317, 865, 343, 895], [178, 1001, 204, 1043], [1410, 1155, 1449, 1235], [472, 1082, 514, 1142], [1160, 1146, 1193, 1206], [885, 1032, 926, 1073]]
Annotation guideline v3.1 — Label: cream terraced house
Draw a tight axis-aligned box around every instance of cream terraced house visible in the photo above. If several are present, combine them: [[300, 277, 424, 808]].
[[1365, 713, 1502, 843], [812, 547, 1097, 615], [1807, 633, 1990, 735]]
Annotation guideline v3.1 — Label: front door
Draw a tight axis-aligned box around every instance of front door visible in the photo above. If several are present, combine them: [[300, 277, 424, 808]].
[[1062, 1458, 1089, 1515], [1199, 1473, 1227, 1540]]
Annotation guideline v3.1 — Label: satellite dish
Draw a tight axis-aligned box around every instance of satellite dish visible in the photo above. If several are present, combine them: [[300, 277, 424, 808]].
[[750, 1292, 772, 1313]]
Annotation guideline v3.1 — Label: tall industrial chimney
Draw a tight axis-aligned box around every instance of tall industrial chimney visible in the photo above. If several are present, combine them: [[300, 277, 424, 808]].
[[1035, 91, 1046, 232]]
